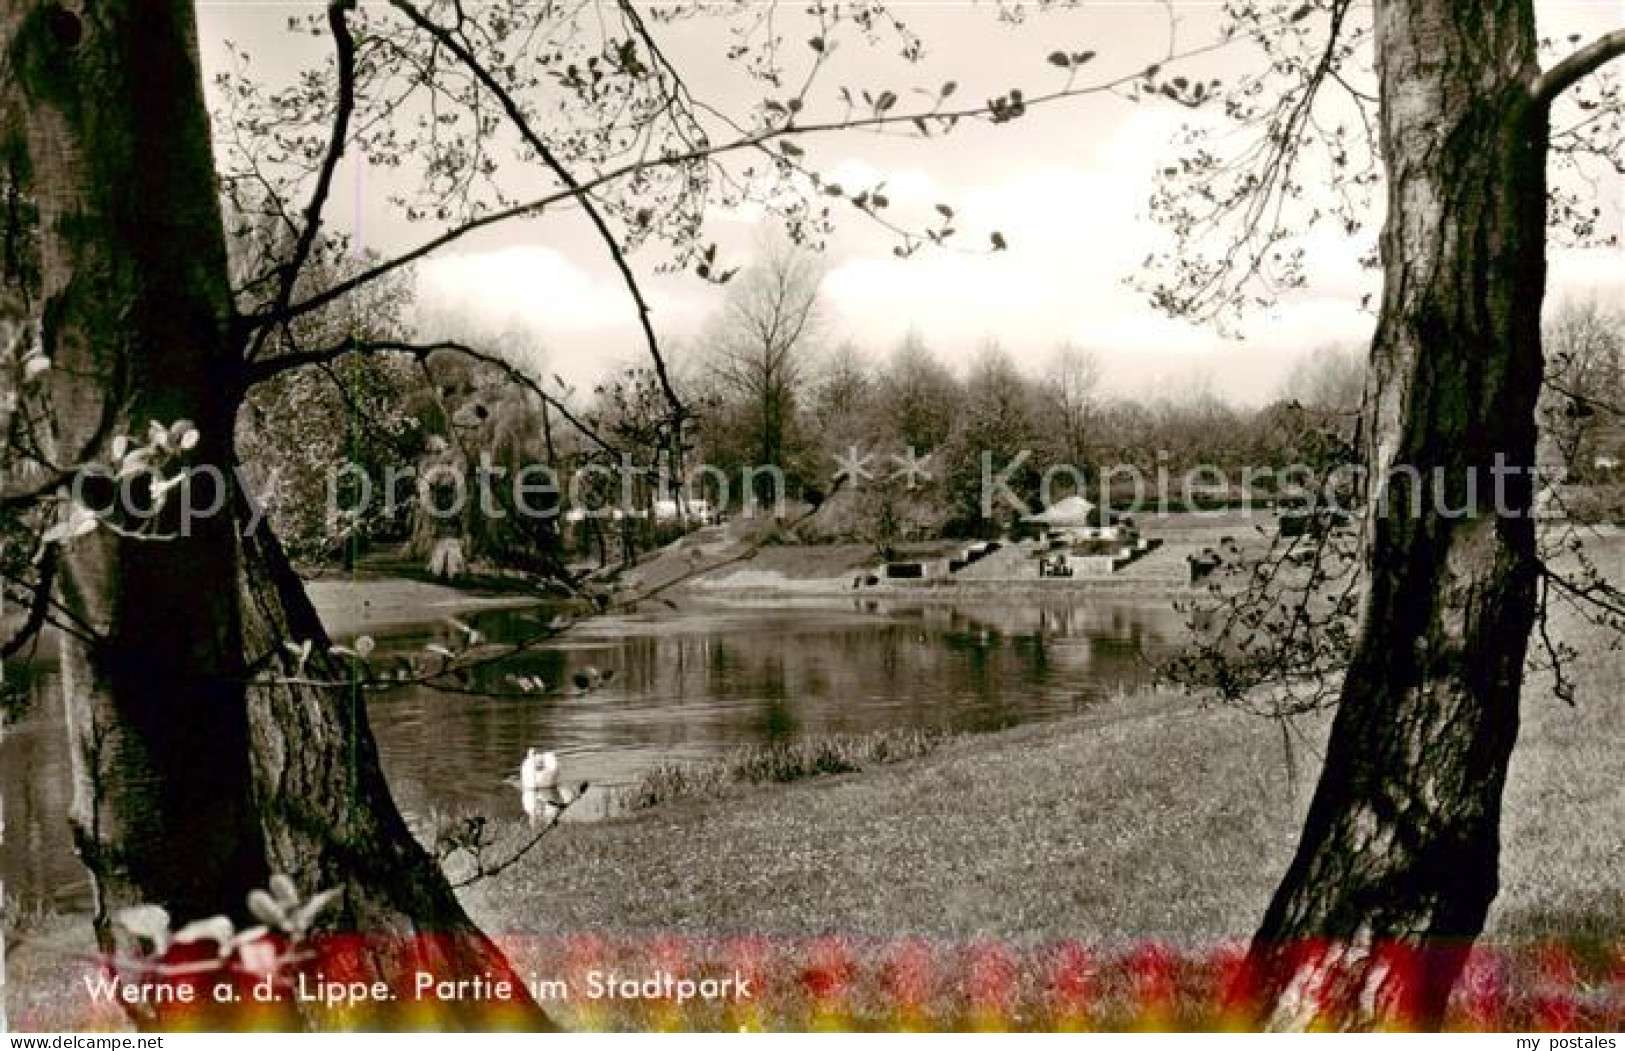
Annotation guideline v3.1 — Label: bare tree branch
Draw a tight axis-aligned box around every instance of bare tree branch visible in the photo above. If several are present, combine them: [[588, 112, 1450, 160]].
[[386, 0, 687, 423], [248, 24, 1253, 335], [245, 0, 360, 363], [0, 552, 56, 658], [1533, 29, 1625, 106]]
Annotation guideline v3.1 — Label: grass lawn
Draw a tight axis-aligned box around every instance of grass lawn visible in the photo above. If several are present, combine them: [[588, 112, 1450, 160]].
[[469, 691, 1307, 946]]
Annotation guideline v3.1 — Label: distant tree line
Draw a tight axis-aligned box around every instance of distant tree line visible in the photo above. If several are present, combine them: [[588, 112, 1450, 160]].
[[682, 243, 1372, 545], [240, 228, 1620, 575]]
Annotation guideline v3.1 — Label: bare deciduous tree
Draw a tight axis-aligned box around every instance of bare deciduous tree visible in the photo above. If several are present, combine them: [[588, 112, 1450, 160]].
[[707, 240, 825, 498], [1040, 341, 1101, 473], [1540, 298, 1624, 480]]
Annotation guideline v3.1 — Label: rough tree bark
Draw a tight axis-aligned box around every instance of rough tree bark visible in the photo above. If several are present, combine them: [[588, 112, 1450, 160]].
[[1243, 0, 1617, 1029], [3, 0, 548, 1029], [239, 519, 549, 1031], [3, 0, 271, 960]]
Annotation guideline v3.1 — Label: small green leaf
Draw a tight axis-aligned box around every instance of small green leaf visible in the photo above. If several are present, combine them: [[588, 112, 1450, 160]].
[[43, 502, 99, 544], [247, 889, 290, 929], [116, 905, 172, 943], [174, 916, 236, 954], [115, 449, 152, 480], [230, 925, 271, 949], [293, 888, 342, 932], [269, 873, 300, 909]]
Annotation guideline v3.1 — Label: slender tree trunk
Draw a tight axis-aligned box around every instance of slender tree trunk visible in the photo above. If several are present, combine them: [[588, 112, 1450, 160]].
[[539, 397, 556, 466], [3, 0, 548, 1029], [1245, 0, 1549, 1029]]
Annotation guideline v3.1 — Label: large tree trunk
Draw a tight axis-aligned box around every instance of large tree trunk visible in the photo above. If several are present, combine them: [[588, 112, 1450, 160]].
[[1244, 0, 1549, 1030], [3, 0, 548, 1030], [4, 0, 273, 971]]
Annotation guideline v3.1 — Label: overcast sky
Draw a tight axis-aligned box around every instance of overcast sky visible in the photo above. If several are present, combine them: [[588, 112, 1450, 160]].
[[199, 1, 1625, 405]]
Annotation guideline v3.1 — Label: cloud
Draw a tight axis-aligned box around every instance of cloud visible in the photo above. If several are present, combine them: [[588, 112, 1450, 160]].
[[824, 159, 944, 207], [417, 246, 631, 332], [412, 129, 1621, 407], [1549, 246, 1625, 305], [816, 147, 1339, 394]]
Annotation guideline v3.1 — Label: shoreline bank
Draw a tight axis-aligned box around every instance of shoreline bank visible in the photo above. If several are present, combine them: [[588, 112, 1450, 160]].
[[302, 573, 544, 636]]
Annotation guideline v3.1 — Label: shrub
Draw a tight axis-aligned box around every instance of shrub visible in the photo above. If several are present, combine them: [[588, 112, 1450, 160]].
[[618, 728, 955, 811]]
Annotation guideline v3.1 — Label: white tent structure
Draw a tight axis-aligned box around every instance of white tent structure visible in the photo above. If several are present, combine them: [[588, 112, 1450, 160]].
[[1022, 495, 1132, 544], [1021, 495, 1099, 527]]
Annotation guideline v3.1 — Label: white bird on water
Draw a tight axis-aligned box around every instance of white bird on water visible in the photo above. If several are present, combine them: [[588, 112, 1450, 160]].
[[514, 748, 563, 827]]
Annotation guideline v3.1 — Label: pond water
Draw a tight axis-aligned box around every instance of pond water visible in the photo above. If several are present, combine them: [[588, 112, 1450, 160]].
[[0, 591, 1182, 913]]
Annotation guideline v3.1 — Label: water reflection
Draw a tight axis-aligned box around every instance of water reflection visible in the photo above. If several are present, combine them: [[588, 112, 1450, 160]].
[[0, 594, 1178, 912]]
